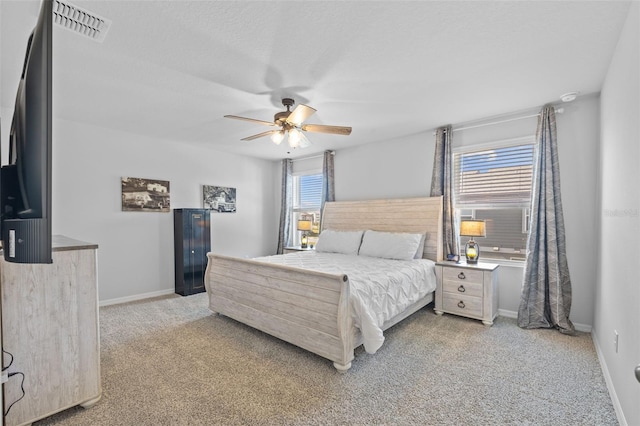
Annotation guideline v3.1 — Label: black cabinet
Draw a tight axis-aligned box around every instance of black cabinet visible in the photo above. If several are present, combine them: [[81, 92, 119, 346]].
[[174, 208, 211, 296]]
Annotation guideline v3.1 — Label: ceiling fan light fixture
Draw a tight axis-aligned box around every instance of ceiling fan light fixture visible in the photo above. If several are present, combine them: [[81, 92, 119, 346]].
[[288, 128, 302, 148], [225, 98, 352, 149], [271, 130, 285, 145]]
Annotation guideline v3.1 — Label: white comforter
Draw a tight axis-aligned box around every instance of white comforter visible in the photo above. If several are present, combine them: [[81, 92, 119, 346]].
[[252, 251, 437, 354]]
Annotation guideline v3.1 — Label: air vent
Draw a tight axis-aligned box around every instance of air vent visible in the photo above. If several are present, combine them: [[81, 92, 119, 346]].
[[53, 0, 111, 42]]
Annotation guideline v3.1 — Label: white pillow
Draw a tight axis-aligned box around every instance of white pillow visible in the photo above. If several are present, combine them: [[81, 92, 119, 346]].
[[414, 233, 427, 259], [359, 230, 423, 260], [314, 229, 364, 256]]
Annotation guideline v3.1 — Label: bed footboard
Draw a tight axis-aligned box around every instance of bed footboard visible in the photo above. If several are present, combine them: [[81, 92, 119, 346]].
[[205, 253, 355, 371]]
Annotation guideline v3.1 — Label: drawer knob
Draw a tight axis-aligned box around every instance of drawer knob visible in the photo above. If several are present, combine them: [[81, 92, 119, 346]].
[[458, 285, 466, 293], [458, 272, 466, 280], [457, 301, 466, 309]]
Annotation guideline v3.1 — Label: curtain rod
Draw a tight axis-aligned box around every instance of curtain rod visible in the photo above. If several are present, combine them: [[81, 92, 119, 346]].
[[433, 107, 564, 135], [291, 150, 335, 162]]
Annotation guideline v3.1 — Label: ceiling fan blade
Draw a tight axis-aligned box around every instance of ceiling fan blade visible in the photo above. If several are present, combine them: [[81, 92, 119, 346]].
[[224, 115, 277, 127], [302, 123, 352, 136], [286, 104, 317, 126], [241, 130, 280, 141]]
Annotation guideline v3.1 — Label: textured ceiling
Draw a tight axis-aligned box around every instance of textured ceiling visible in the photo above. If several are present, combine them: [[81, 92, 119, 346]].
[[0, 1, 632, 160]]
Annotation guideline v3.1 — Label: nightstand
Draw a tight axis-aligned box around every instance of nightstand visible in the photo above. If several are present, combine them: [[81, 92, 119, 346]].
[[283, 246, 315, 254], [434, 261, 499, 325]]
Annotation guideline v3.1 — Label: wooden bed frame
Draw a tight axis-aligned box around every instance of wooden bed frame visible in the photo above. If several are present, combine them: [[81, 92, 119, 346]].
[[205, 196, 443, 371]]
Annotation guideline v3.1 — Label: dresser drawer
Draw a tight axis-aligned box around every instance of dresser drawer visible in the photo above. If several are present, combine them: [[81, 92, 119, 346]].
[[442, 293, 483, 318], [442, 267, 484, 284]]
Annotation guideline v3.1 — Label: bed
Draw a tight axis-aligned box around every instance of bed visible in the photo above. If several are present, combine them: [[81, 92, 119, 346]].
[[204, 196, 443, 371]]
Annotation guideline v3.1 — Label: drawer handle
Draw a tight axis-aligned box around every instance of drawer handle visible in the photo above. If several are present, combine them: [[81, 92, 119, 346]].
[[458, 272, 466, 280], [458, 285, 466, 293], [457, 301, 466, 309]]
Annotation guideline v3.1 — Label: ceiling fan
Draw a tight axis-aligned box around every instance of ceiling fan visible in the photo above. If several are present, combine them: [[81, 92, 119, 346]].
[[224, 98, 352, 149]]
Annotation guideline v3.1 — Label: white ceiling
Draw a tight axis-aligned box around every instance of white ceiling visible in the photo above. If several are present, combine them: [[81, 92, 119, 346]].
[[0, 1, 632, 160]]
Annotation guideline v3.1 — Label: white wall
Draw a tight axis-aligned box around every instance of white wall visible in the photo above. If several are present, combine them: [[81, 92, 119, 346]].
[[595, 2, 639, 425], [53, 119, 278, 303], [334, 95, 600, 329], [335, 133, 435, 201]]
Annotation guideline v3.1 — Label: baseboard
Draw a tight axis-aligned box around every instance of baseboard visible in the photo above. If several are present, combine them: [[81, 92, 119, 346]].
[[498, 309, 518, 320], [592, 331, 627, 426], [99, 289, 176, 307], [497, 309, 592, 332]]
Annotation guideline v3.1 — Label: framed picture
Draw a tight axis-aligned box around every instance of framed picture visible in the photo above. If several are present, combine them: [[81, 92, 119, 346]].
[[121, 177, 170, 212], [203, 185, 236, 213]]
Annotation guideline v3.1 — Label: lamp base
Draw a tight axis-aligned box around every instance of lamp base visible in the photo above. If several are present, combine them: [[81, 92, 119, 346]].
[[464, 239, 480, 264]]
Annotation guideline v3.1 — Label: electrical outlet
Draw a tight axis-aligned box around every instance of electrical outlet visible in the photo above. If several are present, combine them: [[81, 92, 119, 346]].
[[614, 330, 619, 353]]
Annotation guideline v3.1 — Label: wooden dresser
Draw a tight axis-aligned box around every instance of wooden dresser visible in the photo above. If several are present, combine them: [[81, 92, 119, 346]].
[[1, 236, 101, 426], [434, 261, 499, 325]]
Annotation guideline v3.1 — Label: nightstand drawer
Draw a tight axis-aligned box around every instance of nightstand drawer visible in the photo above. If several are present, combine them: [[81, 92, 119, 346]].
[[442, 293, 483, 317], [442, 267, 484, 284], [442, 279, 483, 298]]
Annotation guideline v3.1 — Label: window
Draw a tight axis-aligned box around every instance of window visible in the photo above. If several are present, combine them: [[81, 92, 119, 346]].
[[454, 140, 534, 261], [291, 173, 322, 246]]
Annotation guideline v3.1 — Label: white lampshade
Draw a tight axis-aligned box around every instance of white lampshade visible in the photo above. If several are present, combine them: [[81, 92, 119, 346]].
[[460, 220, 486, 237], [297, 219, 312, 231]]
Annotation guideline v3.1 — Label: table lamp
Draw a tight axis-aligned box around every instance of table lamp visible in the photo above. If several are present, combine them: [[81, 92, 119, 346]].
[[460, 220, 486, 264], [297, 218, 312, 248]]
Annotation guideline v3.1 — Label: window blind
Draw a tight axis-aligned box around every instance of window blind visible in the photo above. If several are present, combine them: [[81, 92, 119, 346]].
[[474, 209, 528, 251], [295, 173, 323, 211], [454, 143, 534, 208]]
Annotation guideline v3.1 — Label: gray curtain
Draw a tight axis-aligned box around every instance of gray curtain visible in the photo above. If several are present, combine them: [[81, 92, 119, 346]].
[[321, 150, 335, 213], [276, 158, 293, 254], [430, 125, 459, 258], [518, 105, 575, 334]]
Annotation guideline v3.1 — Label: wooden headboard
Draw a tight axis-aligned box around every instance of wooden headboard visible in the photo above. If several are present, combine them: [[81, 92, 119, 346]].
[[320, 196, 444, 262]]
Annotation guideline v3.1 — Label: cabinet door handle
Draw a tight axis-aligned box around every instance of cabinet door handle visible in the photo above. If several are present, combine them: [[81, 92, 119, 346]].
[[458, 285, 466, 293], [457, 301, 466, 309], [635, 365, 640, 383], [458, 272, 466, 279]]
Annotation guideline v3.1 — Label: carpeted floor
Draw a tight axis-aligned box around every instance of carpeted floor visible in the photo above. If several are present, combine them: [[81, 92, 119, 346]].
[[34, 293, 617, 426]]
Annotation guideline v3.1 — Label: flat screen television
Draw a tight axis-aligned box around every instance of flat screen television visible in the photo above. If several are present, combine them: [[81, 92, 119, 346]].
[[1, 0, 53, 264]]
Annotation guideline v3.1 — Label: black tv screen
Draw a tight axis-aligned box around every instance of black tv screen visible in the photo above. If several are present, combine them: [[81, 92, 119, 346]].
[[1, 0, 53, 264]]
